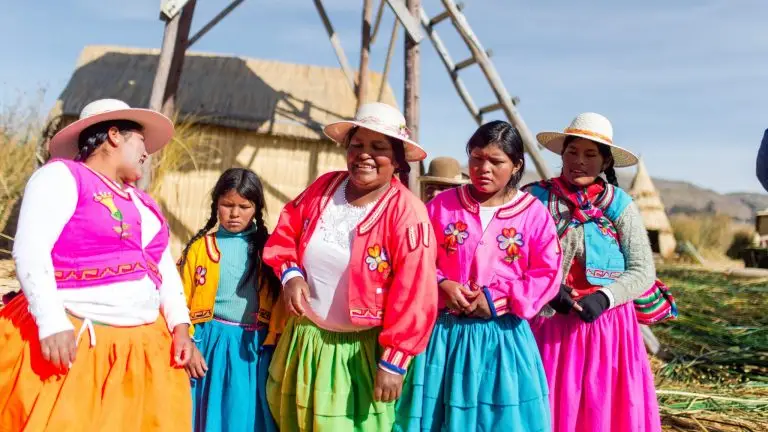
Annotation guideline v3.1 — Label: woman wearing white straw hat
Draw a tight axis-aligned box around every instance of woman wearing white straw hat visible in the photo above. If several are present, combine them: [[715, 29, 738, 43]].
[[0, 99, 194, 431], [523, 112, 662, 431], [263, 102, 438, 431]]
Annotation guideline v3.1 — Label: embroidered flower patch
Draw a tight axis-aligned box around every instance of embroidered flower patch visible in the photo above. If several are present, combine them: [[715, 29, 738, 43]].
[[497, 227, 524, 263], [195, 266, 207, 286], [365, 244, 390, 274], [443, 221, 468, 253]]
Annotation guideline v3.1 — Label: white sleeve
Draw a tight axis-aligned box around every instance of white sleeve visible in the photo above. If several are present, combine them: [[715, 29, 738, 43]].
[[157, 246, 191, 331], [12, 162, 77, 339]]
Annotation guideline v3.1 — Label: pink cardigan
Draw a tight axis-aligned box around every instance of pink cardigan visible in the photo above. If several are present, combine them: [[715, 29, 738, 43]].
[[428, 185, 563, 319]]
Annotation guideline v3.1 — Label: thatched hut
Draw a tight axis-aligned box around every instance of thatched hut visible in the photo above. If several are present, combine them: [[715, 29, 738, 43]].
[[629, 158, 676, 257], [44, 45, 398, 255]]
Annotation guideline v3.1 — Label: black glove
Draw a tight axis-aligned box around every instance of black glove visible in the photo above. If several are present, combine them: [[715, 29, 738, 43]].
[[576, 291, 609, 323], [548, 284, 576, 314]]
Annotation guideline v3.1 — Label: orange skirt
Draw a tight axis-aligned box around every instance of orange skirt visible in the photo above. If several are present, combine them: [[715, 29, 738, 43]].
[[0, 295, 191, 431]]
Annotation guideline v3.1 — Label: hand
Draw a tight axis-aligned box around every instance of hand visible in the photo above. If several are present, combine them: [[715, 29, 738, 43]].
[[438, 279, 477, 313], [373, 367, 405, 402], [576, 291, 609, 323], [172, 324, 194, 367], [549, 284, 579, 314], [185, 345, 208, 379], [284, 277, 311, 316], [465, 291, 492, 319], [39, 330, 77, 372]]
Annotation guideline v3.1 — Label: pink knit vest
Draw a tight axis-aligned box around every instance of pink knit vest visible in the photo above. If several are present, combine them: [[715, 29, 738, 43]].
[[50, 159, 169, 289]]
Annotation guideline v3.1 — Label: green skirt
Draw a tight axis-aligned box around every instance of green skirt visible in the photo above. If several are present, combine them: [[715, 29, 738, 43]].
[[266, 316, 395, 431]]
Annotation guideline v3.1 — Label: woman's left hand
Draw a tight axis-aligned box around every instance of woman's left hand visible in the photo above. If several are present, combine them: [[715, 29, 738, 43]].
[[171, 324, 194, 367], [373, 368, 405, 402], [465, 292, 492, 319]]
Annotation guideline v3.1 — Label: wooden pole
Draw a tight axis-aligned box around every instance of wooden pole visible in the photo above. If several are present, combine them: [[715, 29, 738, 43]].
[[356, 0, 374, 113], [314, 0, 357, 93], [440, 0, 552, 180], [378, 19, 399, 101], [187, 0, 244, 48], [418, 6, 480, 122], [404, 0, 421, 193], [142, 0, 196, 190]]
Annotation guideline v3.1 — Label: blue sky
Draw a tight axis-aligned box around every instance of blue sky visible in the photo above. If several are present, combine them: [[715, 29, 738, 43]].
[[2, 0, 766, 193]]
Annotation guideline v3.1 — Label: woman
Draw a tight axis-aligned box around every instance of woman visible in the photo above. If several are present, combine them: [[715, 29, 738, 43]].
[[525, 112, 661, 432], [264, 102, 438, 431], [0, 99, 194, 431], [395, 121, 561, 431]]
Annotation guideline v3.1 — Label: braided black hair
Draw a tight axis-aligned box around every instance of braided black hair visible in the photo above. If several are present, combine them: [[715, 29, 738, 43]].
[[75, 120, 142, 162], [561, 136, 619, 187], [178, 168, 280, 300]]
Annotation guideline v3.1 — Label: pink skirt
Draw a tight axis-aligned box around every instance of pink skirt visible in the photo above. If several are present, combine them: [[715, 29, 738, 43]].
[[530, 303, 661, 432]]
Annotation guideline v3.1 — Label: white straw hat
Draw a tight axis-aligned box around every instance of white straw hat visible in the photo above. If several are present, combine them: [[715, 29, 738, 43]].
[[323, 102, 427, 162], [536, 112, 638, 168], [49, 98, 174, 159]]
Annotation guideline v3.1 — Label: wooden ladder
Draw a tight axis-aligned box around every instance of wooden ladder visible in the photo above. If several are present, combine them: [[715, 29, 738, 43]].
[[420, 0, 552, 179]]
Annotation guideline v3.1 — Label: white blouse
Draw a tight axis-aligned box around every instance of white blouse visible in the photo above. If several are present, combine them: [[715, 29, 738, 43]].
[[12, 161, 191, 340]]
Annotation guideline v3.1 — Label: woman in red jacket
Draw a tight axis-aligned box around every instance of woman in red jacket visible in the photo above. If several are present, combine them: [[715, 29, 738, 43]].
[[263, 102, 438, 431]]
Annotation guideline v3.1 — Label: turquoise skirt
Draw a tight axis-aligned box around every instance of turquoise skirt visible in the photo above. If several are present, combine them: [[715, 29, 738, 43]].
[[190, 319, 276, 432], [395, 313, 551, 432]]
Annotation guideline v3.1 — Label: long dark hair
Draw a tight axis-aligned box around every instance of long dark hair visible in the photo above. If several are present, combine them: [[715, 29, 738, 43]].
[[345, 126, 410, 184], [465, 120, 526, 191], [178, 168, 280, 299], [76, 120, 143, 161], [561, 136, 619, 186]]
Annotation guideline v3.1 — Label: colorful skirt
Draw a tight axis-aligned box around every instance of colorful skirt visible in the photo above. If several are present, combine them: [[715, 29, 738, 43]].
[[266, 316, 395, 431], [394, 313, 551, 432], [530, 302, 662, 432], [191, 319, 276, 432], [0, 295, 191, 431]]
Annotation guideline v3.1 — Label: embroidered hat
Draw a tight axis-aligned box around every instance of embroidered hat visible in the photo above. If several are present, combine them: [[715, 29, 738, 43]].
[[48, 98, 174, 160], [536, 112, 638, 168], [323, 102, 427, 162], [419, 157, 469, 185]]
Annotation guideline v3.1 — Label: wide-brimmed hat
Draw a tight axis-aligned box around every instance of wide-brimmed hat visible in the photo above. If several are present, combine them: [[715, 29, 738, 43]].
[[48, 98, 175, 159], [419, 157, 469, 185], [323, 102, 427, 162], [536, 112, 638, 168]]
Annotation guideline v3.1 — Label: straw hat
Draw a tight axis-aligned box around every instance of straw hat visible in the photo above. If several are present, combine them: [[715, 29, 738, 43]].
[[323, 102, 427, 162], [419, 157, 469, 185], [536, 112, 638, 168], [48, 99, 174, 160]]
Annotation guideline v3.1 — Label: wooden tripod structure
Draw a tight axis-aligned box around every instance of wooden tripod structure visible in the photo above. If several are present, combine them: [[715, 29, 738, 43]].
[[143, 0, 553, 192], [145, 0, 663, 356]]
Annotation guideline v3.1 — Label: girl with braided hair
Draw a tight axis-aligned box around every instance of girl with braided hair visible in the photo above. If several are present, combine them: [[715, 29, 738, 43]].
[[524, 112, 661, 431], [178, 167, 286, 432]]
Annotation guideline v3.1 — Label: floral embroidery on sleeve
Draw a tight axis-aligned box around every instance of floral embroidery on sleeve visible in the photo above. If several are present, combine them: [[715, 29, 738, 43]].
[[195, 266, 207, 286], [365, 245, 390, 275], [443, 221, 468, 253], [497, 227, 524, 263]]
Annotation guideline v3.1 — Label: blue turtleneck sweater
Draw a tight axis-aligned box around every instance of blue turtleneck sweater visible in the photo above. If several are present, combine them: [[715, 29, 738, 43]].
[[213, 225, 259, 324]]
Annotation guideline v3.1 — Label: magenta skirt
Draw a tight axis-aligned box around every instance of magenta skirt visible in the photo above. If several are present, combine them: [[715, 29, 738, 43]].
[[530, 303, 662, 432]]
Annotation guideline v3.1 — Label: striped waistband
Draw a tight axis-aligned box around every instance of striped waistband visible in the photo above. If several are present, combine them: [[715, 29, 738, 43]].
[[213, 317, 265, 331]]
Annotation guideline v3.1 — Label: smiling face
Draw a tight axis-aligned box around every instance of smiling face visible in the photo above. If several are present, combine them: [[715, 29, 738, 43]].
[[561, 137, 611, 187], [346, 127, 399, 192], [217, 189, 256, 233]]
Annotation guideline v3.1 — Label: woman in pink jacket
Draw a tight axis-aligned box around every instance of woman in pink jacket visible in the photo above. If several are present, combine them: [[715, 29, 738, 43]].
[[395, 120, 562, 431], [263, 102, 438, 431]]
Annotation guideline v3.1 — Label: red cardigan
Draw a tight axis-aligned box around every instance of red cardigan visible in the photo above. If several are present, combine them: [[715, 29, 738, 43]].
[[263, 171, 438, 374]]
